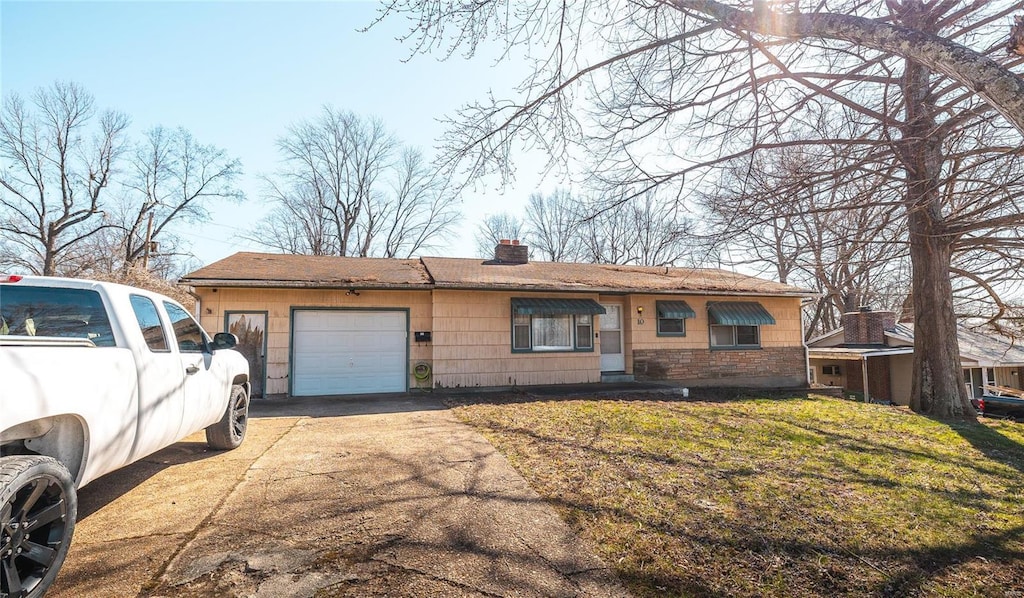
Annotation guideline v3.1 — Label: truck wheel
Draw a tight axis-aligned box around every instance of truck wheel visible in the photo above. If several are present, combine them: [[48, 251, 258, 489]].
[[206, 384, 249, 450], [0, 455, 77, 598]]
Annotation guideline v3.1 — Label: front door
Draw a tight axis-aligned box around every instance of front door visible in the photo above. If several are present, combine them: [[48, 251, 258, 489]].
[[600, 303, 625, 372], [227, 312, 267, 397], [164, 301, 219, 439], [127, 294, 187, 463]]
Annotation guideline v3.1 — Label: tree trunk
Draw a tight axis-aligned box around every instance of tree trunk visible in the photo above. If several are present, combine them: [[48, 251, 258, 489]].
[[42, 225, 58, 276], [901, 55, 973, 418], [907, 224, 971, 416]]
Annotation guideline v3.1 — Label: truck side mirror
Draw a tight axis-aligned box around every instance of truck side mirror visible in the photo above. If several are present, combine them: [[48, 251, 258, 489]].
[[212, 332, 238, 350]]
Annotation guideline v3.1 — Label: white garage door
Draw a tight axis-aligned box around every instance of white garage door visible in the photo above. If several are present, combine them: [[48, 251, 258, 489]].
[[292, 310, 407, 396]]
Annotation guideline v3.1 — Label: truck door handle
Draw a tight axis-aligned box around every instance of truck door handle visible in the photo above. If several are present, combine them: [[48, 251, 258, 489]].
[[185, 364, 200, 375]]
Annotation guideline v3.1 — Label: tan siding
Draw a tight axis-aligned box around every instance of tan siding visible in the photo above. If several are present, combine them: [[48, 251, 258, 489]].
[[193, 285, 805, 394], [809, 359, 848, 389], [628, 295, 804, 350], [890, 354, 914, 405], [994, 367, 1022, 389], [431, 290, 601, 387], [887, 336, 914, 348], [194, 287, 432, 395]]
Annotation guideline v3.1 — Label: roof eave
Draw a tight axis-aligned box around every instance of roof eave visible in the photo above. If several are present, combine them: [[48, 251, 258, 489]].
[[430, 282, 814, 297], [179, 278, 814, 298], [806, 328, 845, 346], [808, 347, 916, 359], [178, 279, 432, 290]]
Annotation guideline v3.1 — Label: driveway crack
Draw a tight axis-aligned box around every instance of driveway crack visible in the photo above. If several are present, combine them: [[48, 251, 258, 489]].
[[139, 416, 305, 595], [368, 557, 507, 598]]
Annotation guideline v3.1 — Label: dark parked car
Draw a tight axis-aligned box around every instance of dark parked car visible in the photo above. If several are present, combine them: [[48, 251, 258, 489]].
[[972, 395, 1024, 421]]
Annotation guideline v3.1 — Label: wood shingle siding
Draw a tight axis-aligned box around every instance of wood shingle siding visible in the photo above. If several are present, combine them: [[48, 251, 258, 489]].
[[183, 252, 815, 395], [430, 290, 601, 388]]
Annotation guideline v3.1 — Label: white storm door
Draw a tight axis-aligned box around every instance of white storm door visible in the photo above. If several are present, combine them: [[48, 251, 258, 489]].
[[599, 303, 625, 372], [292, 310, 407, 396]]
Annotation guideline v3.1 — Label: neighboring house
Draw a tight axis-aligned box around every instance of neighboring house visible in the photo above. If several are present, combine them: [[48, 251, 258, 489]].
[[807, 307, 1024, 404], [179, 241, 813, 397]]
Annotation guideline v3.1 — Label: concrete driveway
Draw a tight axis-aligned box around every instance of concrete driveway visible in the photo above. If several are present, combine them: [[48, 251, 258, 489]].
[[48, 395, 630, 597]]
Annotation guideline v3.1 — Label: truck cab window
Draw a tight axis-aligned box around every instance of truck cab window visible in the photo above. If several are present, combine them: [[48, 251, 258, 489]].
[[163, 302, 209, 353], [130, 295, 169, 351], [0, 286, 114, 346]]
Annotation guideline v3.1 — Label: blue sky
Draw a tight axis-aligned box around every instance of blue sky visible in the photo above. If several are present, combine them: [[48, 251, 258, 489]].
[[1, 0, 552, 266]]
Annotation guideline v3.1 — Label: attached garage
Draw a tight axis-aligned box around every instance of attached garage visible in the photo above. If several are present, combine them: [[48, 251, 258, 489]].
[[291, 309, 408, 396]]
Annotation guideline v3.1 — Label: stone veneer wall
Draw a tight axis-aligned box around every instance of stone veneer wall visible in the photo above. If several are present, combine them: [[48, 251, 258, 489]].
[[633, 347, 806, 385]]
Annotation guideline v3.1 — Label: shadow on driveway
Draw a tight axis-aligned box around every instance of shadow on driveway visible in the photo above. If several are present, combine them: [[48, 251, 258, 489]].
[[249, 393, 447, 418], [76, 441, 223, 521]]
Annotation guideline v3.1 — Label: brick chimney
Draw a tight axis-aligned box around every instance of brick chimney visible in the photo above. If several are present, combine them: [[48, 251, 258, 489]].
[[842, 306, 896, 345], [494, 239, 529, 264]]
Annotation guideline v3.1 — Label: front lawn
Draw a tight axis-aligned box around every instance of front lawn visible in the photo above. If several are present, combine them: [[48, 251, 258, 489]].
[[448, 393, 1024, 597]]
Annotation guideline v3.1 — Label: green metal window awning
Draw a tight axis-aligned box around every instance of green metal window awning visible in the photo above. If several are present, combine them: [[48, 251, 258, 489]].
[[511, 298, 606, 316], [656, 300, 696, 319], [707, 301, 776, 326]]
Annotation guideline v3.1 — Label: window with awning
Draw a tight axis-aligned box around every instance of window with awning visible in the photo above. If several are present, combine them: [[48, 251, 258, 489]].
[[656, 300, 695, 336], [707, 301, 776, 326], [511, 298, 604, 352], [511, 298, 606, 315], [707, 301, 774, 348]]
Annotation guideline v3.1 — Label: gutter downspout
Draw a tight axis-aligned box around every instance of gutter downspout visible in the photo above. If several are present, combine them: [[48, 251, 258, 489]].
[[862, 355, 871, 403], [801, 301, 810, 388], [801, 297, 814, 388], [182, 286, 202, 320]]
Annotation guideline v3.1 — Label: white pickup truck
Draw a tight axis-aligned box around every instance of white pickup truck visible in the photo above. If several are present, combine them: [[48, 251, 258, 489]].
[[0, 275, 251, 598]]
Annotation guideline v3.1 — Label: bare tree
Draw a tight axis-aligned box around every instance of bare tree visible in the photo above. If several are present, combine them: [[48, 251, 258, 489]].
[[625, 193, 696, 267], [116, 126, 243, 270], [523, 189, 582, 262], [251, 107, 459, 258], [703, 146, 911, 338], [378, 1, 1024, 418], [476, 189, 695, 265], [362, 147, 461, 258], [255, 181, 336, 255], [576, 192, 694, 266], [0, 83, 242, 279], [474, 212, 525, 258], [0, 82, 129, 275]]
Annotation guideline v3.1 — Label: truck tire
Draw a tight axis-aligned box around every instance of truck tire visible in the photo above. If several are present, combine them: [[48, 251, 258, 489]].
[[206, 384, 249, 450], [0, 455, 77, 598]]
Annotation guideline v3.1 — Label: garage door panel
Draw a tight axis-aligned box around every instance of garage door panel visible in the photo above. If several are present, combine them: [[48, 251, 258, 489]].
[[292, 310, 407, 396]]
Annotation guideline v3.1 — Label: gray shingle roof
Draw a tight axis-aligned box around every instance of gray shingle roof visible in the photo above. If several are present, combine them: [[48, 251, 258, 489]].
[[420, 257, 811, 296], [903, 323, 1024, 367], [180, 252, 430, 288], [180, 252, 814, 297], [810, 322, 1024, 367]]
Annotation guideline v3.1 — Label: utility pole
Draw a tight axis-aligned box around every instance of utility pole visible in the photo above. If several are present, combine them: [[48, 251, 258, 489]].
[[142, 213, 154, 269]]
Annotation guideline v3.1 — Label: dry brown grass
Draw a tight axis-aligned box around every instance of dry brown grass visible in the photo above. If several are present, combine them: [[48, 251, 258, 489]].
[[448, 393, 1024, 597], [88, 267, 196, 308]]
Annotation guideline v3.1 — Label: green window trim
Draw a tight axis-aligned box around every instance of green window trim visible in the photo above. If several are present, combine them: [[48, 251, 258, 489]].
[[709, 324, 762, 349], [511, 297, 606, 316], [706, 301, 772, 350], [511, 302, 597, 353], [656, 300, 694, 337]]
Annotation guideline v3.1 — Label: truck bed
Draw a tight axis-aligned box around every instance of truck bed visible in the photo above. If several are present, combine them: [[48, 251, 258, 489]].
[[972, 394, 1024, 421]]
